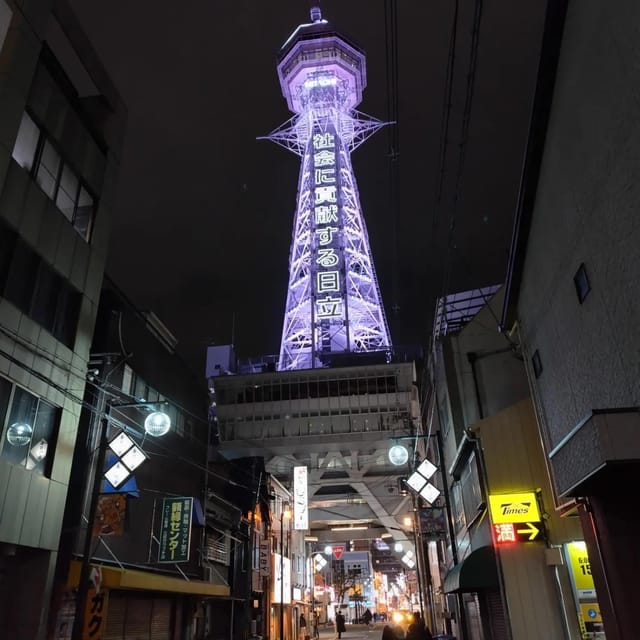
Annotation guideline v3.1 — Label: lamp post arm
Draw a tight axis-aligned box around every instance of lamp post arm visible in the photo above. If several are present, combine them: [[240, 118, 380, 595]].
[[70, 410, 110, 640]]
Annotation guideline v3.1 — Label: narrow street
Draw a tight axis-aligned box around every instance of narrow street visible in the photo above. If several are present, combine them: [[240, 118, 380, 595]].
[[316, 623, 384, 639]]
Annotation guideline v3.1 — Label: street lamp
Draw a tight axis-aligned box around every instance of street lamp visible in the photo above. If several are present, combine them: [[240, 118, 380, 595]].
[[388, 444, 409, 466], [71, 399, 170, 640]]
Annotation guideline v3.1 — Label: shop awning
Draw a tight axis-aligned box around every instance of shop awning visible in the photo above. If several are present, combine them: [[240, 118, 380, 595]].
[[68, 560, 230, 598], [443, 546, 498, 593]]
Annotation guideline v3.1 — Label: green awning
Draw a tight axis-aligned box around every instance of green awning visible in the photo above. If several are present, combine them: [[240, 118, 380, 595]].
[[443, 545, 499, 593]]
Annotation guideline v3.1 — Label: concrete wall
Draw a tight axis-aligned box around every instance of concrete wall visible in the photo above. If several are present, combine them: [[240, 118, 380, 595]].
[[450, 288, 529, 428], [518, 0, 640, 451]]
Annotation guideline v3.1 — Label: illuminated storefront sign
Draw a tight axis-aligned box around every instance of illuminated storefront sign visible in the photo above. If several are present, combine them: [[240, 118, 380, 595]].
[[566, 541, 597, 598], [565, 541, 604, 638], [489, 491, 542, 544], [293, 465, 308, 530], [272, 554, 292, 604], [488, 491, 541, 524]]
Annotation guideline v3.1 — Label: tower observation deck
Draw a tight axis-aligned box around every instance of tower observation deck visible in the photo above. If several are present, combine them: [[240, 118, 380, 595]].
[[264, 6, 392, 371]]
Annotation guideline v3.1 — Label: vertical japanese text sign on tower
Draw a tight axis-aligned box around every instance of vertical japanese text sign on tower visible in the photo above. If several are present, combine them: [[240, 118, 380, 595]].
[[293, 465, 308, 530]]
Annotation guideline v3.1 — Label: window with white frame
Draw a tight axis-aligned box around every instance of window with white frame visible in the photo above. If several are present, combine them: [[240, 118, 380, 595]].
[[12, 111, 96, 242], [0, 376, 60, 476]]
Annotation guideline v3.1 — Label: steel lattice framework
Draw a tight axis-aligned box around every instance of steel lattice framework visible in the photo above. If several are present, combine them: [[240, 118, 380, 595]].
[[264, 9, 392, 371]]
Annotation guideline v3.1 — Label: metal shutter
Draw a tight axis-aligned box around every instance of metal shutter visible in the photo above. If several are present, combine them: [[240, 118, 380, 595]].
[[102, 593, 173, 640], [464, 593, 484, 640], [104, 595, 126, 640], [150, 599, 172, 640], [124, 597, 152, 640], [484, 589, 509, 640]]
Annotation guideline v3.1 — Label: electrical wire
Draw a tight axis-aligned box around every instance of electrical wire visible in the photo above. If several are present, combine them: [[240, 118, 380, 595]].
[[439, 0, 485, 308], [384, 0, 401, 329], [432, 0, 460, 229]]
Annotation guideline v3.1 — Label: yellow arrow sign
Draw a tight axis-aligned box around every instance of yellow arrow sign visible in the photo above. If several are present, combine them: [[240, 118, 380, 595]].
[[516, 522, 540, 541]]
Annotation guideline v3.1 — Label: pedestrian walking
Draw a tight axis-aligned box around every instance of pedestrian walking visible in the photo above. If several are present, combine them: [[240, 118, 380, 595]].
[[405, 612, 432, 640], [313, 612, 320, 639], [335, 610, 346, 639], [300, 613, 307, 639]]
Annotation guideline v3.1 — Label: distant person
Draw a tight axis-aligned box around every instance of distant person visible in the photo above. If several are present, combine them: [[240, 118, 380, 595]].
[[312, 612, 320, 639], [336, 610, 346, 639], [405, 612, 432, 640], [363, 609, 373, 626], [300, 613, 307, 638]]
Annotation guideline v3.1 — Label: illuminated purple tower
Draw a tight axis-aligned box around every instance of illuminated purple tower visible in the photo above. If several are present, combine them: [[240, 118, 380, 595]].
[[265, 6, 391, 371]]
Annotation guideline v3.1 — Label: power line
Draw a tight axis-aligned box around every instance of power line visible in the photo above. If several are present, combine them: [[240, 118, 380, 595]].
[[432, 0, 460, 229], [439, 0, 485, 304]]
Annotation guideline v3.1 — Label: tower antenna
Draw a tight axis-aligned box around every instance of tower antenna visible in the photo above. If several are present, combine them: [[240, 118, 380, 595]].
[[309, 2, 322, 23]]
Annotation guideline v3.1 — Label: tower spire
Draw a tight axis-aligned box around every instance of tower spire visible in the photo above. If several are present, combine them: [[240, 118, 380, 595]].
[[265, 13, 391, 370]]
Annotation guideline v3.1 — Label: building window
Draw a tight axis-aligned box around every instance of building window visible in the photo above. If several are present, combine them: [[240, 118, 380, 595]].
[[11, 111, 96, 242], [573, 263, 591, 304], [0, 377, 60, 476], [121, 365, 133, 395], [0, 220, 81, 348], [12, 111, 40, 171]]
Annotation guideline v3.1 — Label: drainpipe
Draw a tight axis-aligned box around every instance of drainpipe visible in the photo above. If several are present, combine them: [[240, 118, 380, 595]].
[[467, 352, 484, 420]]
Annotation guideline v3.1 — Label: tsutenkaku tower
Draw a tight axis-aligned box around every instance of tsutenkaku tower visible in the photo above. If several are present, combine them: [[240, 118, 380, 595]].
[[265, 6, 392, 371]]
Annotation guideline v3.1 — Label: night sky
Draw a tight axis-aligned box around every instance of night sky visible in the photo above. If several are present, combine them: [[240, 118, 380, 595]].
[[70, 0, 546, 374]]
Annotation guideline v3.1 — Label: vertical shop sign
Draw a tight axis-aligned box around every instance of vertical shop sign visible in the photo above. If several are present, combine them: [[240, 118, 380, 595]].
[[293, 465, 308, 530], [83, 588, 109, 640], [158, 497, 193, 563]]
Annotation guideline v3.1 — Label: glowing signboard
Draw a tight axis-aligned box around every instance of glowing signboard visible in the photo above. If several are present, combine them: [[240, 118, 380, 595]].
[[488, 491, 541, 524], [489, 491, 542, 544], [272, 554, 292, 604], [566, 541, 597, 598], [293, 465, 308, 530], [565, 541, 603, 637]]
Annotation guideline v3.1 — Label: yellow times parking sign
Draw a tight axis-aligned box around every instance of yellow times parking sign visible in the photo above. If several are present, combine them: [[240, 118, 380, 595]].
[[488, 491, 540, 524]]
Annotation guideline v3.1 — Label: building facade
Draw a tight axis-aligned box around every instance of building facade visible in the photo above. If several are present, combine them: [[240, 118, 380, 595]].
[[502, 0, 640, 638], [428, 287, 584, 639], [0, 1, 125, 637], [51, 278, 234, 640]]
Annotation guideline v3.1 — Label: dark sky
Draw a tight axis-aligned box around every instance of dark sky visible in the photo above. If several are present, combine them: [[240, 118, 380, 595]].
[[70, 0, 546, 374]]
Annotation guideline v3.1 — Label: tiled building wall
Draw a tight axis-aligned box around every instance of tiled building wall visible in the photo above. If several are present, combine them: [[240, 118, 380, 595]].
[[0, 2, 124, 637]]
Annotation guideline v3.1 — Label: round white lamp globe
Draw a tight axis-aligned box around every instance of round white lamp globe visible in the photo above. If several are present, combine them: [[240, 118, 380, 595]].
[[388, 444, 409, 466], [144, 411, 171, 437], [6, 422, 32, 446]]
